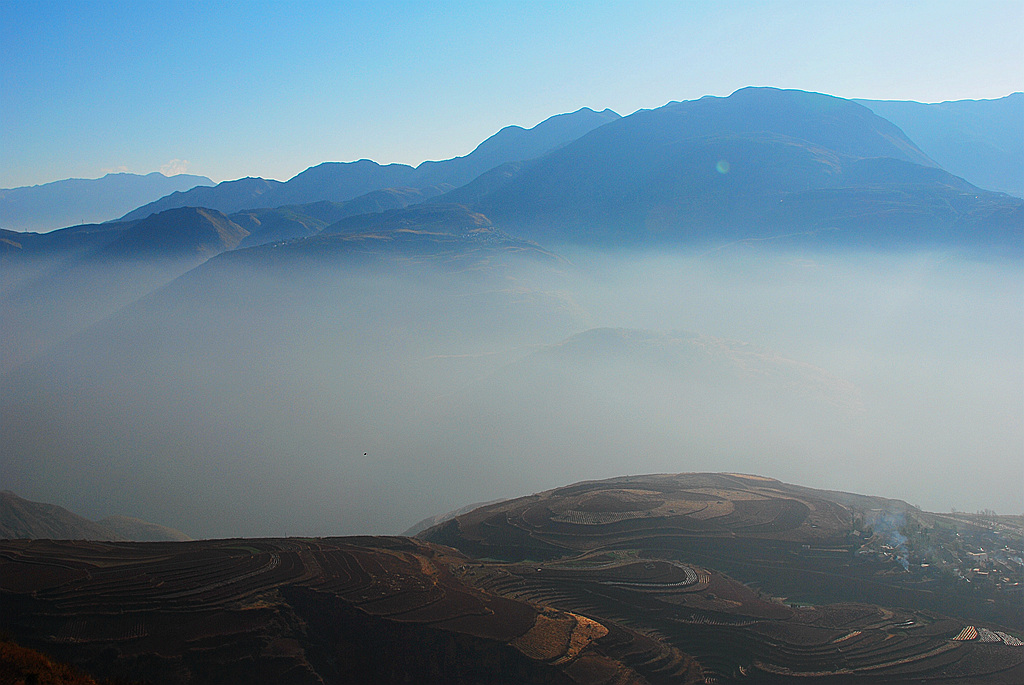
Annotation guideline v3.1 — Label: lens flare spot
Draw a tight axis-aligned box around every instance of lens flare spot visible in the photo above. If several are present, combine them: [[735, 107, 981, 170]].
[[716, 160, 730, 174]]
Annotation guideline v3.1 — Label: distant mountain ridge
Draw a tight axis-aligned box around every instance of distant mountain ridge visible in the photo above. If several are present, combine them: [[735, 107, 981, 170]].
[[429, 87, 1022, 247], [120, 107, 620, 220], [0, 172, 214, 232], [857, 93, 1024, 198], [0, 490, 190, 541]]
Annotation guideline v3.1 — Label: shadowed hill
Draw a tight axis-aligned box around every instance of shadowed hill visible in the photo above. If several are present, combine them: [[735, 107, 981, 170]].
[[100, 206, 248, 257], [3, 525, 1021, 683]]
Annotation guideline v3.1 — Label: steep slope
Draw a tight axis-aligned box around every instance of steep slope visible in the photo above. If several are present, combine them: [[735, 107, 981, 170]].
[[438, 87, 1021, 248], [857, 93, 1024, 197], [119, 107, 619, 220], [0, 172, 213, 232]]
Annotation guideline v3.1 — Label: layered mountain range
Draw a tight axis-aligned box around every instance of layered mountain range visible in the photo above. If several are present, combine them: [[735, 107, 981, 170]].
[[4, 89, 1021, 254], [118, 106, 621, 220]]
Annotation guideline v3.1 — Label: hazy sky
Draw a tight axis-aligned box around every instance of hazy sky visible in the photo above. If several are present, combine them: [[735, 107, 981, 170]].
[[2, 0, 1022, 188]]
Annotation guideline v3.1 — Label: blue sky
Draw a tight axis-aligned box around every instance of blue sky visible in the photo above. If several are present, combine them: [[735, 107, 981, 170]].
[[2, 0, 1022, 188]]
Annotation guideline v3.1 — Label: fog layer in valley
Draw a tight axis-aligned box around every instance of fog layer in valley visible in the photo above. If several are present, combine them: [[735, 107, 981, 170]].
[[1, 244, 1020, 538]]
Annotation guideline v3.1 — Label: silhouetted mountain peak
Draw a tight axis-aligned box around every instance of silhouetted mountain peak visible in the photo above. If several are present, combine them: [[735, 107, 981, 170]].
[[119, 107, 621, 219], [446, 87, 1020, 246]]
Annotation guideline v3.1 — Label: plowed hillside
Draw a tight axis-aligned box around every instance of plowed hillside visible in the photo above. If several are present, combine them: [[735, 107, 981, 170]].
[[420, 473, 862, 561], [0, 536, 690, 685]]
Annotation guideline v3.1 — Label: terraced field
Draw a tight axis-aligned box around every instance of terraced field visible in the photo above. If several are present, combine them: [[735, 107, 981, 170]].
[[419, 473, 1024, 682], [422, 474, 857, 560], [3, 474, 1022, 683], [1, 537, 698, 684]]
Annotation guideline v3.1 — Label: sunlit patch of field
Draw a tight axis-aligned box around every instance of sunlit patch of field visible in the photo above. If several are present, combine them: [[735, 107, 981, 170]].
[[511, 610, 575, 661], [557, 614, 609, 664]]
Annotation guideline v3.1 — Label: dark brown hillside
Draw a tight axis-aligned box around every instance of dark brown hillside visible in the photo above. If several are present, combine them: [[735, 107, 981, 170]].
[[420, 474, 1024, 633], [0, 537, 675, 685], [4, 531, 1021, 684]]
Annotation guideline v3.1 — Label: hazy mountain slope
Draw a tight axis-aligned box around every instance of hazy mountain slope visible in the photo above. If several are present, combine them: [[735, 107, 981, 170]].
[[232, 186, 450, 247], [857, 93, 1024, 197], [119, 108, 619, 220], [0, 491, 121, 540], [120, 176, 284, 221], [0, 491, 190, 541], [0, 172, 213, 233], [0, 217, 580, 538], [442, 87, 1021, 247], [1, 208, 248, 373], [1, 221, 138, 296]]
